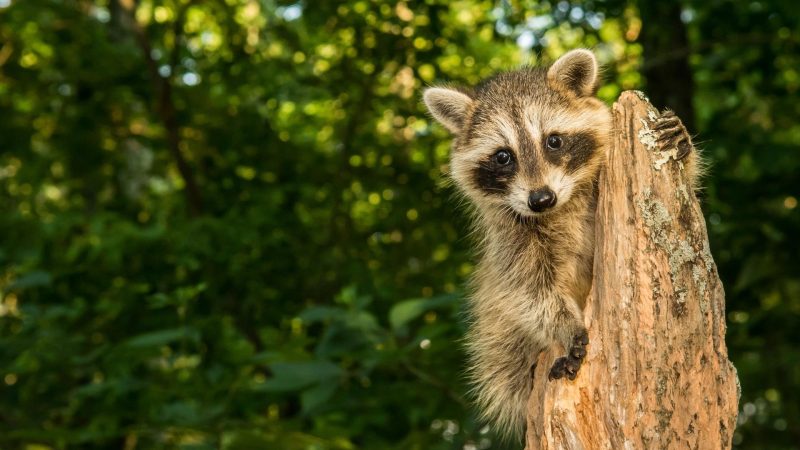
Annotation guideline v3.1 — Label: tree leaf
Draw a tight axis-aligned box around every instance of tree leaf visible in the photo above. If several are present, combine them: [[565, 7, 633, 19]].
[[256, 360, 343, 392], [5, 270, 52, 292], [388, 293, 459, 330], [122, 327, 199, 348], [300, 382, 338, 415]]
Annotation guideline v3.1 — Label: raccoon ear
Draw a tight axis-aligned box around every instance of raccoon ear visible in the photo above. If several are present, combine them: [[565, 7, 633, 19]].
[[423, 87, 473, 134], [547, 49, 600, 97]]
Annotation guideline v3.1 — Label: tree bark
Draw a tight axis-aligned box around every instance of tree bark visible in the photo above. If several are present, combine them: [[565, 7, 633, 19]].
[[525, 91, 739, 449]]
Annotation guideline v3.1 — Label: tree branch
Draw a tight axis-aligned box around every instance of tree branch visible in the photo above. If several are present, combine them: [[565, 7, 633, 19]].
[[118, 0, 203, 216]]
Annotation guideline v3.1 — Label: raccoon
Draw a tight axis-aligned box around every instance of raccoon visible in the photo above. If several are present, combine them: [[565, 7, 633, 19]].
[[423, 49, 698, 438]]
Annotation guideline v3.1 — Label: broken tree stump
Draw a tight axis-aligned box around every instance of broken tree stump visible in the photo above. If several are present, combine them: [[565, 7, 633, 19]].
[[525, 91, 740, 449]]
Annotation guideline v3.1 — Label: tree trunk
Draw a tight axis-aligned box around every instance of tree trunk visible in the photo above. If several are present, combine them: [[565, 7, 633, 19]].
[[525, 91, 739, 449]]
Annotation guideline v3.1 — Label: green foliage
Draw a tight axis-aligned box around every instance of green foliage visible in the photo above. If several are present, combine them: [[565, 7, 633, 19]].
[[0, 0, 797, 449], [689, 1, 800, 447]]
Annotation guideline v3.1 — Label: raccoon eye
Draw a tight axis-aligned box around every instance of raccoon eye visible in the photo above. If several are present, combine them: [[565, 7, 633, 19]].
[[546, 135, 563, 150], [493, 149, 512, 165]]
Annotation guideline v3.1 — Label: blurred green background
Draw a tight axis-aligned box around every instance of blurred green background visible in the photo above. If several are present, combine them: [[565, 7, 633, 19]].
[[1, 0, 798, 449]]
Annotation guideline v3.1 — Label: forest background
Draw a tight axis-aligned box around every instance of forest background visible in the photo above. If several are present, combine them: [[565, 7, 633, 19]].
[[1, 0, 798, 449]]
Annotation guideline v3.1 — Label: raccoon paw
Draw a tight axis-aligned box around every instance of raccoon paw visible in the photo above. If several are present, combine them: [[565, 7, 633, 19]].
[[548, 330, 589, 381], [654, 109, 693, 160]]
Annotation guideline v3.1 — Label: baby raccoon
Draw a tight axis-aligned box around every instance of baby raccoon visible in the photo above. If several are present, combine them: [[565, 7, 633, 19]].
[[423, 50, 697, 438]]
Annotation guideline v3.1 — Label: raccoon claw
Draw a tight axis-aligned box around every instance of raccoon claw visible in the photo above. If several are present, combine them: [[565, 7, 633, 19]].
[[548, 357, 569, 380], [571, 346, 587, 360], [548, 356, 581, 381], [548, 330, 589, 381], [654, 109, 693, 160], [573, 329, 589, 346], [675, 140, 692, 161]]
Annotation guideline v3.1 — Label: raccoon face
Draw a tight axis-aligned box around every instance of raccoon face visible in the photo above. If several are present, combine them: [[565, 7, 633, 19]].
[[424, 50, 612, 221]]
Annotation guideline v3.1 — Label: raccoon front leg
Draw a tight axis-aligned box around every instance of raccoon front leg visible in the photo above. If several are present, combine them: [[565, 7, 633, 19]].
[[467, 324, 542, 438], [654, 109, 701, 190], [547, 301, 589, 381]]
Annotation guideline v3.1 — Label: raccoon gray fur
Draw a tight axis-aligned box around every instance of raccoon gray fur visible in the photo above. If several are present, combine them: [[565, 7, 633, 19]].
[[423, 49, 699, 438]]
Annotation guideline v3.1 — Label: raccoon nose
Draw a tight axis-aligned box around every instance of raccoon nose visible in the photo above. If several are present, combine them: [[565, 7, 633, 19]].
[[528, 188, 557, 212]]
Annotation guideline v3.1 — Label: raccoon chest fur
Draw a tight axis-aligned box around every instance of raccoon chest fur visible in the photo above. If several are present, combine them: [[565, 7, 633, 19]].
[[472, 191, 596, 336]]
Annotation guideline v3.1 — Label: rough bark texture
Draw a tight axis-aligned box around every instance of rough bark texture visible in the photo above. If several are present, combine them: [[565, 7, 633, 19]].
[[525, 91, 739, 449]]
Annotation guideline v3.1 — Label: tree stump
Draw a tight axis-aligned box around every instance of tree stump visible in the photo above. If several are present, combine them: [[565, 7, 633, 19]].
[[525, 91, 740, 449]]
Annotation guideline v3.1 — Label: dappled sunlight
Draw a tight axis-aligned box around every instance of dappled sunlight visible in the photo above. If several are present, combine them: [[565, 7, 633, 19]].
[[0, 0, 798, 449]]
